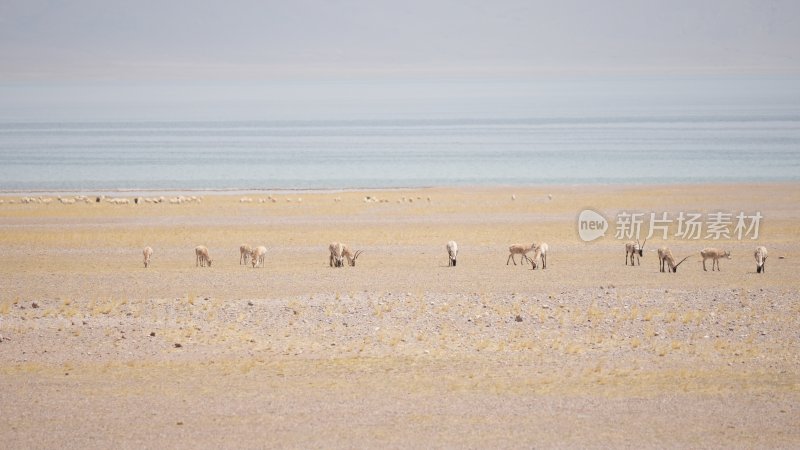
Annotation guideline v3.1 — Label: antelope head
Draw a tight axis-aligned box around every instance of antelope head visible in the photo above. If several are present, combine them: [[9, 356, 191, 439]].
[[637, 238, 646, 257], [670, 255, 690, 273], [723, 250, 731, 259], [348, 250, 363, 266]]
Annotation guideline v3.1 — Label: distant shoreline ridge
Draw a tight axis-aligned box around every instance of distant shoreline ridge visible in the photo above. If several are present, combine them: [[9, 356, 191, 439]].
[[1, 181, 796, 198]]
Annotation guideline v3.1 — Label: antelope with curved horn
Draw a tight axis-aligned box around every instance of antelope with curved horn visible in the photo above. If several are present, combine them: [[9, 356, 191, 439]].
[[506, 243, 534, 266], [657, 247, 691, 273], [342, 245, 363, 267], [625, 238, 646, 266], [530, 242, 549, 270]]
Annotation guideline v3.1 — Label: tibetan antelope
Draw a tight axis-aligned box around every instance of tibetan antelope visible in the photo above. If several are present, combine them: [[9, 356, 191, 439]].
[[530, 242, 549, 270], [506, 243, 534, 266], [657, 247, 691, 273], [446, 241, 458, 267], [754, 246, 768, 273], [625, 238, 646, 266], [700, 248, 731, 272], [143, 246, 153, 268], [195, 246, 212, 267], [341, 245, 363, 266], [251, 246, 267, 268], [240, 244, 252, 265], [329, 242, 344, 268]]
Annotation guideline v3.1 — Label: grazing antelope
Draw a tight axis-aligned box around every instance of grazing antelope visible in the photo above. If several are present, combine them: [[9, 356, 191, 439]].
[[506, 243, 534, 266], [446, 241, 458, 267], [240, 244, 252, 265], [700, 248, 731, 271], [754, 246, 768, 273], [625, 238, 646, 266], [251, 246, 267, 268], [195, 246, 212, 267], [530, 242, 549, 270], [342, 245, 363, 267], [329, 242, 344, 268], [143, 246, 153, 268], [657, 247, 691, 273]]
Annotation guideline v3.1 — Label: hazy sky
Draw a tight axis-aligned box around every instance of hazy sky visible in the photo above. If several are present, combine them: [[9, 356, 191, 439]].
[[1, 0, 799, 80]]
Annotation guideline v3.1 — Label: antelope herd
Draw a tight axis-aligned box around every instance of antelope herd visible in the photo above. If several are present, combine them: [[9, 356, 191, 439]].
[[4, 194, 774, 275], [138, 241, 767, 275]]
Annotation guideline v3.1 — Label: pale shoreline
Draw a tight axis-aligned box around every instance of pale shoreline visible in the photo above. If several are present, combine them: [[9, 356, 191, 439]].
[[1, 180, 798, 198]]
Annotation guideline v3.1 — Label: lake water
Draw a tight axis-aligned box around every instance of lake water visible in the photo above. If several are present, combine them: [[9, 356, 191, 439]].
[[1, 76, 799, 191]]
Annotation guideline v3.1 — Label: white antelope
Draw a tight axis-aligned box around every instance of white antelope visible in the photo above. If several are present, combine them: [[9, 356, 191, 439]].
[[657, 247, 691, 273], [329, 242, 344, 268], [625, 238, 646, 266], [754, 246, 768, 274], [506, 243, 534, 266], [446, 241, 458, 267], [700, 247, 731, 272], [195, 245, 212, 267], [341, 245, 363, 267], [530, 242, 548, 270], [143, 246, 153, 268], [240, 244, 252, 265], [250, 246, 267, 268]]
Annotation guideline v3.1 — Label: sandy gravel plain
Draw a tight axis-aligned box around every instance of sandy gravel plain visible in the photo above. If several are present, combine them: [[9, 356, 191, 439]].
[[1, 184, 799, 449]]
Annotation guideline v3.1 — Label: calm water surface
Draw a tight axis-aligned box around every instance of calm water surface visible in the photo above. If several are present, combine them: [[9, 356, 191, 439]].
[[1, 77, 798, 190]]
